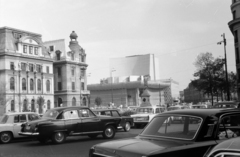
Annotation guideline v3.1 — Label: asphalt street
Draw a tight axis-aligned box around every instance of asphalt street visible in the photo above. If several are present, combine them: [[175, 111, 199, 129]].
[[0, 129, 142, 157]]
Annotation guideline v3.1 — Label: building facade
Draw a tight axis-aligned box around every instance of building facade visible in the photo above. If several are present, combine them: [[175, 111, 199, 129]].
[[229, 0, 240, 100], [0, 27, 54, 115], [43, 31, 90, 107]]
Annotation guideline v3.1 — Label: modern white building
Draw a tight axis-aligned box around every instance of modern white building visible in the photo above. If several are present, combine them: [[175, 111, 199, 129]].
[[0, 27, 54, 115]]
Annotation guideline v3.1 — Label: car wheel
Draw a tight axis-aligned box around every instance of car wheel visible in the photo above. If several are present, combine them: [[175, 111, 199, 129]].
[[124, 122, 131, 132], [37, 137, 49, 144], [102, 125, 115, 139], [0, 132, 12, 144], [88, 134, 99, 139], [51, 132, 66, 144]]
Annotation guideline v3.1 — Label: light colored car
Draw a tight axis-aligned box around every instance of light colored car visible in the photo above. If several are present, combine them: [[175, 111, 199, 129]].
[[130, 106, 166, 128], [0, 112, 40, 144]]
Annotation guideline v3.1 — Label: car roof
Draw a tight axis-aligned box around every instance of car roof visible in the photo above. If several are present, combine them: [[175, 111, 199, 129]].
[[160, 108, 240, 118], [209, 137, 240, 153], [215, 101, 240, 105], [92, 109, 118, 112], [5, 112, 37, 116], [48, 106, 90, 112]]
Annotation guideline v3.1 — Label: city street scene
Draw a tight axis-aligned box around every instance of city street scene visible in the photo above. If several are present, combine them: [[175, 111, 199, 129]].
[[1, 0, 240, 157]]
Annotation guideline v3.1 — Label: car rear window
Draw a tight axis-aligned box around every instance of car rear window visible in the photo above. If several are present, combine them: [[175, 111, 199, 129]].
[[141, 115, 202, 140]]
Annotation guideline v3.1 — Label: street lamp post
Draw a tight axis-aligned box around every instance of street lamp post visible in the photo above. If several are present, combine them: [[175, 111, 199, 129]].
[[159, 84, 161, 106], [111, 69, 116, 104], [217, 33, 230, 101]]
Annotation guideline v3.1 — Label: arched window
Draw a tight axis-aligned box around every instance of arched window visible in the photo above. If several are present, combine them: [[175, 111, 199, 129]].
[[71, 53, 74, 60], [23, 99, 27, 112], [37, 79, 41, 91], [10, 77, 14, 90], [22, 78, 26, 90], [11, 100, 15, 111], [46, 80, 50, 92], [72, 97, 76, 106], [47, 100, 51, 109], [30, 79, 34, 91], [31, 99, 35, 112]]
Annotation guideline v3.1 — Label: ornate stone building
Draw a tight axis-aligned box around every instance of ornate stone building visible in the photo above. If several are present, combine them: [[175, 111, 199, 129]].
[[0, 27, 54, 115], [43, 31, 90, 107]]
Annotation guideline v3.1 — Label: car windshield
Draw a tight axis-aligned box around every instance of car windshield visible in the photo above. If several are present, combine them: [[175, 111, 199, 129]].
[[141, 115, 202, 140], [42, 109, 60, 119], [0, 115, 8, 124], [136, 108, 153, 113]]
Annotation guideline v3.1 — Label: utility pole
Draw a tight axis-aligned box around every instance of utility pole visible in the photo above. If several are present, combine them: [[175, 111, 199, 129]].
[[218, 33, 230, 101]]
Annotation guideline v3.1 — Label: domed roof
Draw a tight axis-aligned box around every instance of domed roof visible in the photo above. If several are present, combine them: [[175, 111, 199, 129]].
[[70, 31, 78, 40], [141, 89, 150, 97]]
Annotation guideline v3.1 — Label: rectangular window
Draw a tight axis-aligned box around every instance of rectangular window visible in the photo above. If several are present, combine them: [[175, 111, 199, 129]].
[[81, 82, 84, 90], [72, 68, 75, 76], [34, 47, 38, 55], [235, 30, 238, 43], [10, 62, 14, 70], [72, 82, 75, 90], [21, 63, 26, 71], [36, 65, 41, 73], [57, 54, 60, 60], [23, 45, 27, 53], [49, 46, 54, 52], [58, 82, 62, 90], [236, 47, 240, 64], [46, 66, 49, 73], [81, 70, 85, 77], [29, 46, 33, 54], [58, 67, 61, 76], [29, 64, 34, 72]]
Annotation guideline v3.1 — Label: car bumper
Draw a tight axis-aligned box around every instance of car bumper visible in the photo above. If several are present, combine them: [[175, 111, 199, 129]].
[[19, 132, 39, 136]]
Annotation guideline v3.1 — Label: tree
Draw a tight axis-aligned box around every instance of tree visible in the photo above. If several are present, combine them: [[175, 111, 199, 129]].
[[95, 97, 102, 107]]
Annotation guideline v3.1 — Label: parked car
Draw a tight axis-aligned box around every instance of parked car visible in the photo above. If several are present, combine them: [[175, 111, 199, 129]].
[[89, 108, 240, 157], [167, 105, 189, 123], [0, 112, 40, 144], [191, 104, 207, 109], [92, 109, 134, 132], [206, 137, 240, 157], [19, 106, 121, 144], [130, 106, 166, 128], [213, 101, 240, 109]]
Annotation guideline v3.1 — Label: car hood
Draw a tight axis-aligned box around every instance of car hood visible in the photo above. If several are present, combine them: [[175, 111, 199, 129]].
[[93, 136, 189, 156]]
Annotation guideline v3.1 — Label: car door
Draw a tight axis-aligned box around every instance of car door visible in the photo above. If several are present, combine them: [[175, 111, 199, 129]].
[[77, 109, 103, 133], [62, 110, 80, 133], [13, 114, 27, 138]]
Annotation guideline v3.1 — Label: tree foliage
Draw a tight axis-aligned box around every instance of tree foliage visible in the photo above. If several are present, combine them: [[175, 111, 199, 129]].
[[95, 97, 102, 106]]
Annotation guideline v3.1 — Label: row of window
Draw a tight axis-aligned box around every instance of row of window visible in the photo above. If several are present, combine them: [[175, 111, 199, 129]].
[[57, 82, 84, 91], [57, 67, 84, 77], [10, 77, 51, 92], [10, 62, 50, 73], [55, 51, 85, 62], [23, 45, 39, 55], [10, 99, 51, 113]]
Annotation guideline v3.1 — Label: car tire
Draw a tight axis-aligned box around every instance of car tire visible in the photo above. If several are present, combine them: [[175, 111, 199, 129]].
[[51, 132, 66, 144], [38, 137, 49, 144], [0, 132, 12, 144], [124, 122, 131, 132], [102, 125, 115, 139], [88, 134, 99, 139]]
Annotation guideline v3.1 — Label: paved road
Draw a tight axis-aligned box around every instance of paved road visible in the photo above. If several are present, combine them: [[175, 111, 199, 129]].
[[0, 129, 142, 157]]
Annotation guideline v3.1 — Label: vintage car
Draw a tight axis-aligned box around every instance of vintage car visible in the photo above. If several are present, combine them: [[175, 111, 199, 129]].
[[130, 106, 166, 128], [19, 106, 121, 144], [89, 108, 240, 157], [191, 104, 208, 109], [206, 137, 240, 157], [92, 109, 134, 132], [0, 112, 40, 144]]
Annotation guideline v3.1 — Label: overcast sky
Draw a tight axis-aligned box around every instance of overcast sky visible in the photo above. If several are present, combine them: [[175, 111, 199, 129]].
[[0, 0, 235, 90]]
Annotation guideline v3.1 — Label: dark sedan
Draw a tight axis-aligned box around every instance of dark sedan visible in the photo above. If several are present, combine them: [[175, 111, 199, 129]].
[[89, 108, 240, 157], [19, 106, 121, 144]]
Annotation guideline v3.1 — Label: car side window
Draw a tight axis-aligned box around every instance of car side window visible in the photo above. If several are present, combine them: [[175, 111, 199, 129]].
[[19, 114, 27, 123], [112, 111, 120, 117], [63, 110, 79, 119], [79, 109, 95, 118], [28, 114, 40, 121], [218, 114, 240, 140], [104, 111, 111, 116]]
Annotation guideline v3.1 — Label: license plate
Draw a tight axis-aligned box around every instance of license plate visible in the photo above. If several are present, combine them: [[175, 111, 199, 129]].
[[136, 118, 144, 121]]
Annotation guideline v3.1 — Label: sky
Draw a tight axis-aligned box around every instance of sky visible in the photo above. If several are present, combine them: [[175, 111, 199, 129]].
[[0, 0, 235, 91]]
